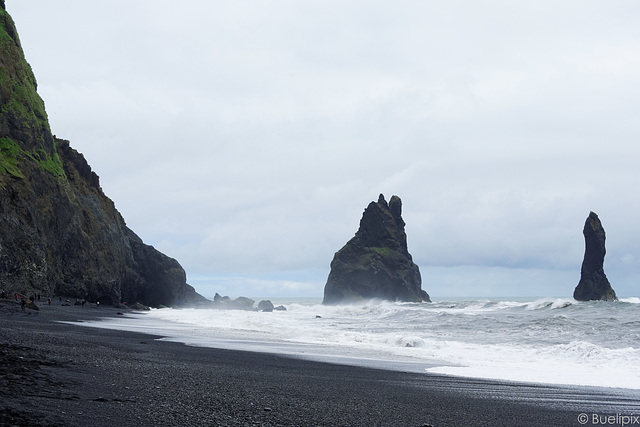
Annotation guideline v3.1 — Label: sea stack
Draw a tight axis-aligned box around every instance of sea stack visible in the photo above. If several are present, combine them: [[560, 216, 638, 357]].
[[573, 212, 617, 301], [322, 194, 430, 304]]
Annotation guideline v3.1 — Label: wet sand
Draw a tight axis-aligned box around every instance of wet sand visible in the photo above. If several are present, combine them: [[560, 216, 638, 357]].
[[1, 298, 638, 426]]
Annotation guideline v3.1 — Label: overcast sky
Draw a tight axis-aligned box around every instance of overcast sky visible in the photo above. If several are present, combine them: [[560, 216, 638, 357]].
[[8, 1, 640, 299]]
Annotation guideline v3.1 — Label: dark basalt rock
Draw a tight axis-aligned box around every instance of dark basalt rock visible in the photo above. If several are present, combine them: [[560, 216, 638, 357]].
[[213, 293, 231, 303], [322, 194, 430, 304], [212, 293, 256, 310], [24, 299, 38, 311], [258, 300, 275, 312], [0, 6, 207, 308], [573, 212, 618, 301], [126, 302, 151, 311], [232, 296, 255, 310]]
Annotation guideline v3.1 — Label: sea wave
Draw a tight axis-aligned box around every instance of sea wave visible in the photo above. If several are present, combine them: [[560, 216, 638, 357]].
[[77, 296, 640, 390], [525, 298, 575, 310]]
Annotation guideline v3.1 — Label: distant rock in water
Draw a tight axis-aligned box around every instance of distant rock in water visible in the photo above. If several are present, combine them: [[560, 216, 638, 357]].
[[0, 4, 206, 307], [322, 194, 430, 304], [212, 293, 256, 310], [258, 300, 275, 312], [573, 212, 617, 301]]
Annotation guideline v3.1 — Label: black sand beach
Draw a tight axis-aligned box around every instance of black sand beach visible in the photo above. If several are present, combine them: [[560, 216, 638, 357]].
[[1, 299, 639, 427]]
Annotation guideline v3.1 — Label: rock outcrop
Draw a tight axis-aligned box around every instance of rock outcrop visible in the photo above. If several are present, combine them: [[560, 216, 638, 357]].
[[212, 293, 256, 310], [258, 300, 275, 312], [573, 212, 617, 301], [322, 194, 430, 304], [0, 4, 206, 307]]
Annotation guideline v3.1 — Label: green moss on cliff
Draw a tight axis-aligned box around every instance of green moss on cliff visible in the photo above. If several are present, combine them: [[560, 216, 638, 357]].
[[0, 136, 24, 178], [0, 136, 66, 181], [370, 247, 390, 256], [0, 9, 49, 132], [0, 7, 64, 181], [0, 72, 48, 129], [37, 147, 65, 178]]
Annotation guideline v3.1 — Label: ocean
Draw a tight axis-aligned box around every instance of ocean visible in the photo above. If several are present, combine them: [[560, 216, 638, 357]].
[[77, 297, 640, 391]]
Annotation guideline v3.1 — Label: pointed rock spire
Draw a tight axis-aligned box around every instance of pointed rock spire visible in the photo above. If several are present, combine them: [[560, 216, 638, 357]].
[[322, 194, 430, 304], [573, 212, 617, 301]]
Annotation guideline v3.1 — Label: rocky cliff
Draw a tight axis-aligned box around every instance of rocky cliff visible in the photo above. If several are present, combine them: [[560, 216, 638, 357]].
[[322, 194, 430, 304], [0, 3, 206, 307], [573, 212, 617, 301]]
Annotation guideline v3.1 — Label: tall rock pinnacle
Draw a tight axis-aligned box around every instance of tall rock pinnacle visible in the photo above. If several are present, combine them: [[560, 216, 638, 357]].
[[573, 212, 617, 301], [322, 194, 430, 304]]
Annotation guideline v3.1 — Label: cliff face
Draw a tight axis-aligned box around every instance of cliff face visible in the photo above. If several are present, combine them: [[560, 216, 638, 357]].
[[573, 212, 617, 302], [0, 4, 205, 306], [323, 194, 430, 304]]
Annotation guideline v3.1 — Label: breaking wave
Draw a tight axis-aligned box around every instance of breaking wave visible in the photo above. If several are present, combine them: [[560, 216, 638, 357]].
[[79, 296, 640, 390]]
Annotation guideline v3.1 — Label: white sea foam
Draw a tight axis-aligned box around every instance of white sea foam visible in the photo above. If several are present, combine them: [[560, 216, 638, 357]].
[[524, 297, 575, 310], [78, 297, 640, 390]]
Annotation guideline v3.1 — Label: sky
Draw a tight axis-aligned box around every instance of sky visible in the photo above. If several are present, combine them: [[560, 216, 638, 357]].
[[7, 1, 640, 299]]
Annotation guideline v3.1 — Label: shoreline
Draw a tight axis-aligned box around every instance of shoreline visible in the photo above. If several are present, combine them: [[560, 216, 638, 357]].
[[72, 308, 640, 393], [74, 298, 640, 391], [2, 299, 639, 426]]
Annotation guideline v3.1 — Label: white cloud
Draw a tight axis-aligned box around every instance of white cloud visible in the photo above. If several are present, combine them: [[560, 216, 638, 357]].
[[8, 0, 640, 298]]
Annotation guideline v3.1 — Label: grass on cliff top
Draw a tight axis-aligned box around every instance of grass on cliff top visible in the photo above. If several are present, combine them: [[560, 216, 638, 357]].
[[0, 8, 64, 182], [0, 10, 48, 132]]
